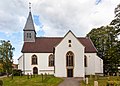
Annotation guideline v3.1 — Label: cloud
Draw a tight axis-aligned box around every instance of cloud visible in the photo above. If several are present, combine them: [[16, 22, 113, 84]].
[[31, 0, 120, 36], [0, 0, 27, 33], [0, 0, 120, 36], [1, 0, 120, 63]]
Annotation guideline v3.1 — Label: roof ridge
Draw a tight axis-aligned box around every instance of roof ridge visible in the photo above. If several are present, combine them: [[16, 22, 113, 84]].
[[36, 37, 87, 39], [36, 37, 63, 39], [77, 37, 88, 39]]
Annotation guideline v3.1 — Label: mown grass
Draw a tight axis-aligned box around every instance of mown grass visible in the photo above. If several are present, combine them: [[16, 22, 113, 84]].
[[0, 75, 63, 86], [80, 76, 120, 86]]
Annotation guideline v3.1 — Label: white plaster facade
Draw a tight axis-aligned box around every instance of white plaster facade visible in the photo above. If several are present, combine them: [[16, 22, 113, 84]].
[[84, 53, 103, 75], [18, 55, 23, 70], [19, 53, 54, 75], [18, 31, 103, 78], [18, 11, 103, 78], [54, 32, 84, 77]]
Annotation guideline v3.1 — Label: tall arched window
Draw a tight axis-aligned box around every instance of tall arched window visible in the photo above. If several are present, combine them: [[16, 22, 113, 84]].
[[84, 55, 87, 67], [49, 54, 54, 67], [66, 51, 74, 67], [31, 55, 37, 65]]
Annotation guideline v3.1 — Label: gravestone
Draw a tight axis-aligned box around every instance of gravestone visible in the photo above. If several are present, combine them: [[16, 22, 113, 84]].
[[107, 72, 109, 76], [85, 77, 88, 84], [117, 72, 119, 77], [94, 81, 98, 86]]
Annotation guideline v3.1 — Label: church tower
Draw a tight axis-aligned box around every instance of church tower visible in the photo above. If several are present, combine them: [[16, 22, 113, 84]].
[[23, 3, 36, 42]]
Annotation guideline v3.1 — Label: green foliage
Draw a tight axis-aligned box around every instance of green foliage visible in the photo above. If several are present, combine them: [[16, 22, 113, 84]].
[[0, 40, 15, 76], [110, 3, 120, 35], [13, 69, 22, 76], [87, 25, 120, 75], [107, 81, 120, 86]]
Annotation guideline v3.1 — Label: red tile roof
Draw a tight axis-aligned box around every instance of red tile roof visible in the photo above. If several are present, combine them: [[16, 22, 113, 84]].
[[21, 37, 97, 53]]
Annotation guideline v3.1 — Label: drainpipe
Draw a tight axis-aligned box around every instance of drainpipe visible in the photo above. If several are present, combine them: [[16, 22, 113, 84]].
[[53, 47, 55, 74], [23, 53, 25, 74]]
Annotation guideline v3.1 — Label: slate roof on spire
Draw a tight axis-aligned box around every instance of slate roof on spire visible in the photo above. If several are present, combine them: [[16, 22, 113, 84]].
[[24, 12, 36, 32]]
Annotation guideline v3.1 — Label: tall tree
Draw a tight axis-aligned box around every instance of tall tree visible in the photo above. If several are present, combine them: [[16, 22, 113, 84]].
[[0, 40, 15, 77], [110, 3, 120, 35], [87, 25, 119, 75], [110, 3, 120, 74]]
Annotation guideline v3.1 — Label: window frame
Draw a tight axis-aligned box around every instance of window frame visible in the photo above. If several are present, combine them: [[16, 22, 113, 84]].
[[66, 51, 74, 67], [27, 33, 31, 38], [31, 55, 38, 65], [68, 40, 71, 43], [84, 55, 87, 67], [48, 54, 54, 67]]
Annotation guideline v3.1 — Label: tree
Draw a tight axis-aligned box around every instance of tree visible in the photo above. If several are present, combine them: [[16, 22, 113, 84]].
[[87, 25, 120, 75], [110, 3, 120, 74], [0, 40, 15, 77], [0, 63, 3, 73], [110, 3, 120, 35]]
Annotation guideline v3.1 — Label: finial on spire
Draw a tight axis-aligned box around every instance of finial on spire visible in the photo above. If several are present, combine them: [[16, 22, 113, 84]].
[[29, 2, 31, 12]]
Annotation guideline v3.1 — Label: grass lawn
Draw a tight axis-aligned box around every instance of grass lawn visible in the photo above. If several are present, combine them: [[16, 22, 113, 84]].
[[0, 75, 63, 86], [80, 76, 120, 86]]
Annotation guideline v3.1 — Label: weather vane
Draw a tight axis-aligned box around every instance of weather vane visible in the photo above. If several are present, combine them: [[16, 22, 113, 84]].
[[29, 2, 31, 12]]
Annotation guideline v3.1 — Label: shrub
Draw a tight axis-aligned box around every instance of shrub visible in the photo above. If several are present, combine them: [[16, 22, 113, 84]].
[[107, 81, 120, 86], [13, 69, 22, 76], [0, 72, 6, 76]]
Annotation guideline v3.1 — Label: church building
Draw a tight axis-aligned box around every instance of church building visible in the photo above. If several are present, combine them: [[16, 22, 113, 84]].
[[18, 10, 103, 78]]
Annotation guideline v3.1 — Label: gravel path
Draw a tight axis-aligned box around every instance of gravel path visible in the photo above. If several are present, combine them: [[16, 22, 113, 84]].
[[0, 75, 7, 78], [58, 78, 82, 86]]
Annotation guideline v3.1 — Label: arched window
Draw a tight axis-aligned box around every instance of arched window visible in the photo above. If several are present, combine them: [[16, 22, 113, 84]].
[[84, 55, 87, 67], [33, 67, 38, 74], [31, 55, 37, 65], [66, 51, 74, 67], [49, 54, 54, 67]]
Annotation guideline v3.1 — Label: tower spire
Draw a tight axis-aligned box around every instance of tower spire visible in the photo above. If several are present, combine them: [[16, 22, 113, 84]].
[[29, 2, 31, 12], [23, 2, 36, 42]]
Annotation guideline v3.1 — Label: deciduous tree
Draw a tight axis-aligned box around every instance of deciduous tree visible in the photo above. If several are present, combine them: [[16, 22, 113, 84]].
[[0, 40, 15, 77], [87, 25, 120, 75], [110, 3, 120, 35]]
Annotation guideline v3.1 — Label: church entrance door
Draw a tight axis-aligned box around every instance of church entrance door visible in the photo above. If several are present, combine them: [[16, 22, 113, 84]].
[[67, 69, 73, 77], [33, 67, 38, 74]]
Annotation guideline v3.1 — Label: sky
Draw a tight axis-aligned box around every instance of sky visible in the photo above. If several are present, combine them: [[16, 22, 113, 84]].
[[0, 0, 120, 64]]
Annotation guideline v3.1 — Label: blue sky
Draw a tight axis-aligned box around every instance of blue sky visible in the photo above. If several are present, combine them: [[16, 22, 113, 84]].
[[0, 0, 120, 64], [0, 15, 44, 64], [0, 32, 23, 63], [96, 0, 102, 5]]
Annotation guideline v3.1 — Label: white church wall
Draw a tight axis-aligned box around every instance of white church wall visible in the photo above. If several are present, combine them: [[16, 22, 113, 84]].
[[18, 55, 23, 70], [23, 53, 54, 75], [95, 55, 103, 74], [84, 53, 96, 75], [85, 53, 103, 75], [38, 53, 54, 75], [55, 32, 85, 77]]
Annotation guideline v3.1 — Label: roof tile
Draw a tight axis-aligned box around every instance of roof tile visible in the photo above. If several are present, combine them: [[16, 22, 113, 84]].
[[22, 37, 97, 53]]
